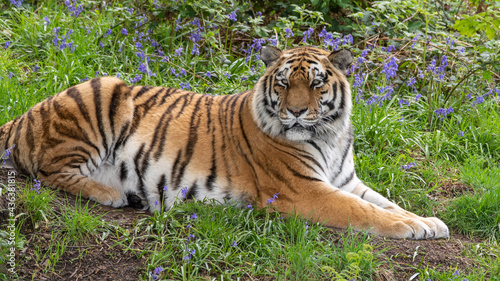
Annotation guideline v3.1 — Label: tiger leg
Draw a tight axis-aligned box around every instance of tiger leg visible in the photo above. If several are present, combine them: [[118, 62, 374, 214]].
[[344, 182, 449, 238], [38, 171, 127, 208], [279, 183, 448, 239]]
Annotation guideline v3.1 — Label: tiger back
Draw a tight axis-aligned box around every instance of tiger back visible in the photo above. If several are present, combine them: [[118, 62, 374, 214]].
[[0, 46, 449, 239]]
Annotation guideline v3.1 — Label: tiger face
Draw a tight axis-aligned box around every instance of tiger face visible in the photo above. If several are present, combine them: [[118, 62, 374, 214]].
[[254, 46, 354, 141]]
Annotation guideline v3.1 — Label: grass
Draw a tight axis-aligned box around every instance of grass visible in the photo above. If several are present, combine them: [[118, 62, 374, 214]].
[[0, 0, 499, 280]]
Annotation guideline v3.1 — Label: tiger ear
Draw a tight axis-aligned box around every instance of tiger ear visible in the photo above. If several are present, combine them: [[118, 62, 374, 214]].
[[328, 49, 353, 75], [260, 46, 283, 68]]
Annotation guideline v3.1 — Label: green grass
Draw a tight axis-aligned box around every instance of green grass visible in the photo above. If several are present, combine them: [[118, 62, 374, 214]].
[[1, 0, 499, 280]]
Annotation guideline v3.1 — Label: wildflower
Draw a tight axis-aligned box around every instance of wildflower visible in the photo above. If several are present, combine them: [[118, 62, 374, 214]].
[[116, 73, 121, 78], [103, 29, 112, 38], [64, 0, 83, 17], [190, 213, 198, 219], [411, 34, 420, 49], [457, 131, 464, 137], [406, 77, 417, 92], [380, 57, 399, 82], [135, 51, 145, 60], [33, 65, 40, 72], [179, 69, 187, 76], [135, 42, 143, 49], [398, 117, 405, 123], [284, 28, 294, 38], [99, 42, 103, 48], [458, 47, 465, 55], [266, 193, 279, 204], [302, 27, 314, 43], [360, 48, 370, 57], [8, 72, 13, 79], [43, 17, 50, 25], [138, 63, 147, 73], [9, 0, 22, 8], [183, 249, 195, 261], [402, 162, 416, 170], [130, 74, 143, 83], [434, 107, 453, 119], [418, 70, 424, 79], [85, 26, 93, 34], [415, 93, 422, 101], [228, 10, 237, 22], [191, 43, 200, 56], [224, 72, 231, 79], [267, 38, 278, 46], [121, 28, 128, 36], [398, 99, 409, 107], [1, 145, 15, 165], [154, 200, 158, 206], [342, 34, 353, 45], [318, 27, 328, 38], [247, 204, 253, 210], [231, 241, 237, 247], [126, 7, 134, 15], [150, 266, 163, 280], [187, 234, 195, 242], [174, 46, 183, 56], [163, 186, 168, 191], [206, 71, 211, 78], [191, 17, 201, 28], [427, 58, 437, 73], [305, 222, 309, 231], [180, 82, 191, 91], [181, 187, 188, 199], [4, 41, 11, 49], [446, 37, 455, 49], [31, 179, 42, 194], [474, 95, 484, 105]]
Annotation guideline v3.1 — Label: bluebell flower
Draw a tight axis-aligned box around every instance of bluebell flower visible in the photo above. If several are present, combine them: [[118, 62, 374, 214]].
[[180, 82, 191, 91], [126, 7, 134, 15], [457, 131, 464, 137], [9, 0, 22, 8], [231, 241, 237, 247], [247, 204, 253, 210], [402, 162, 417, 170], [181, 187, 188, 199], [33, 65, 40, 72], [8, 72, 13, 79], [190, 213, 198, 219], [206, 71, 211, 78], [284, 28, 294, 38], [228, 11, 237, 22], [174, 46, 183, 56], [434, 107, 453, 119], [302, 27, 314, 43], [411, 34, 420, 49], [224, 72, 231, 79], [4, 41, 12, 49], [318, 27, 328, 38], [138, 63, 147, 73], [130, 74, 143, 83], [180, 69, 187, 76], [305, 222, 309, 231], [150, 266, 163, 280], [121, 28, 128, 36], [381, 57, 399, 82], [398, 99, 409, 107], [266, 193, 279, 204], [446, 37, 455, 49], [2, 145, 15, 165], [31, 179, 42, 194], [191, 43, 200, 56]]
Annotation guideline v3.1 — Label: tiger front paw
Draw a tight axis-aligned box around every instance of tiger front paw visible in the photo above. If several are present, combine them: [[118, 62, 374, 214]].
[[88, 189, 127, 208], [391, 216, 449, 240]]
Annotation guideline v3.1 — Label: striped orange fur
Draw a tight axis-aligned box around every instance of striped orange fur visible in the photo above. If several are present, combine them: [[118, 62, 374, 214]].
[[0, 46, 449, 239]]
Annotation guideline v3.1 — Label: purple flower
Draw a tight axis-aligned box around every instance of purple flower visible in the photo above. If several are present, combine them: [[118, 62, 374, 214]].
[[231, 241, 237, 247], [154, 200, 158, 206], [267, 38, 278, 46], [266, 193, 279, 205], [206, 71, 211, 78], [127, 7, 134, 15], [43, 17, 50, 25], [406, 77, 417, 92], [284, 28, 294, 38], [103, 29, 112, 37], [64, 0, 83, 17], [302, 27, 314, 43], [121, 28, 128, 36], [318, 27, 328, 38], [33, 65, 40, 72], [138, 63, 147, 73], [191, 43, 200, 56], [398, 99, 409, 107], [415, 93, 422, 101], [224, 72, 231, 79], [305, 222, 309, 231], [183, 249, 195, 261], [180, 82, 191, 91], [174, 46, 183, 56], [427, 58, 437, 72], [135, 42, 143, 49], [179, 69, 187, 76], [457, 131, 464, 137], [247, 204, 253, 210], [4, 41, 12, 49], [411, 34, 420, 49], [2, 145, 15, 165], [31, 179, 42, 194], [402, 162, 416, 170], [9, 0, 22, 8], [381, 57, 399, 82], [150, 266, 163, 280], [8, 72, 13, 79], [342, 34, 353, 45], [228, 11, 237, 22], [190, 213, 198, 219], [360, 49, 370, 57], [163, 186, 168, 191], [434, 107, 453, 119], [446, 37, 455, 49], [130, 74, 142, 83], [181, 187, 188, 199]]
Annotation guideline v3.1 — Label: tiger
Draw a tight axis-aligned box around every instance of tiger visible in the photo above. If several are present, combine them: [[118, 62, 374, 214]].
[[0, 46, 449, 239]]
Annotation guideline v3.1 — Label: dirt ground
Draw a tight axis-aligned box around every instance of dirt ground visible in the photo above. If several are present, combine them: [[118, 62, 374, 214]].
[[0, 166, 482, 280]]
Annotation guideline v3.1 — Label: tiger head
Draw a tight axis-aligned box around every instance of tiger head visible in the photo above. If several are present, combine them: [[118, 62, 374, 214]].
[[252, 46, 354, 142]]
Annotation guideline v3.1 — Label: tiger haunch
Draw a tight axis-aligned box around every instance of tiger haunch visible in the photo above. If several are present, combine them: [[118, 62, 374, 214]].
[[0, 46, 449, 239]]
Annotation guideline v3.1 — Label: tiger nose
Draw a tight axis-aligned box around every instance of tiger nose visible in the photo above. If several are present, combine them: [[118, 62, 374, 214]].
[[287, 107, 307, 117]]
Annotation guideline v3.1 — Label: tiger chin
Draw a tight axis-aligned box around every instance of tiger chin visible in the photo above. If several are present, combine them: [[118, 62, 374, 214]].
[[0, 46, 449, 240]]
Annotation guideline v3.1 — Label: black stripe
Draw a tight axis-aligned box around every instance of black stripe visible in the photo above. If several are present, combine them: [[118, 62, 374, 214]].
[[91, 78, 109, 158], [171, 149, 182, 190], [157, 174, 167, 203], [205, 134, 217, 191], [120, 162, 128, 182], [108, 82, 125, 141], [66, 87, 95, 134], [339, 81, 346, 110], [360, 188, 368, 199], [338, 170, 355, 188], [133, 143, 148, 200], [173, 96, 204, 189], [186, 182, 198, 200], [306, 140, 327, 164], [133, 86, 153, 100]]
